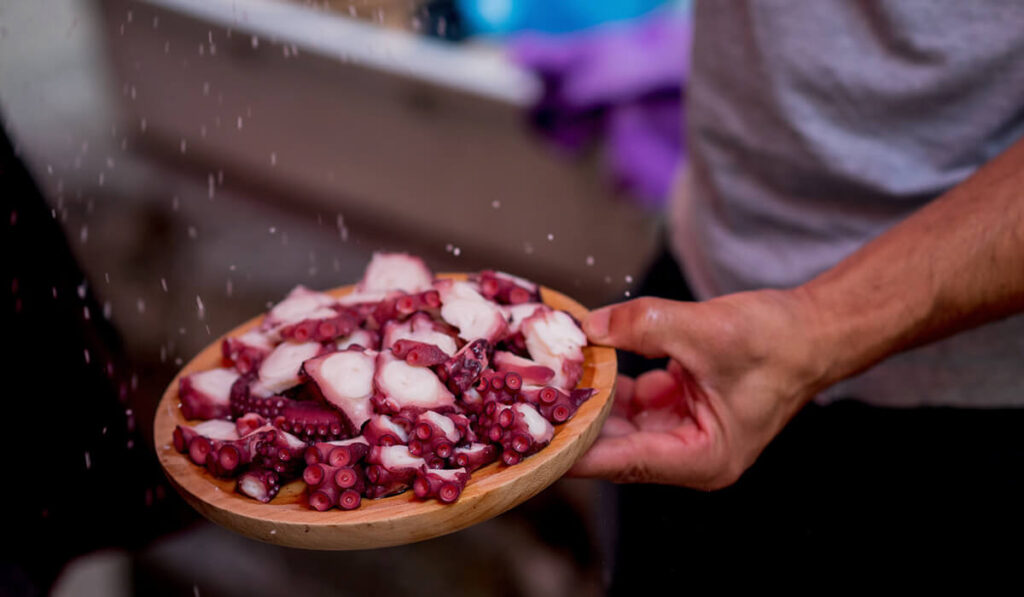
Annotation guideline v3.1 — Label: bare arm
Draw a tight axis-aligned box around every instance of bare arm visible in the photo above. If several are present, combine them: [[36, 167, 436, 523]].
[[571, 134, 1024, 488]]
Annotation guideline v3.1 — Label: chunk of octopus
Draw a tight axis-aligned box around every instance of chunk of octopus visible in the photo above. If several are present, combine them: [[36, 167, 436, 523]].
[[172, 419, 238, 455], [257, 340, 323, 394], [492, 351, 555, 386], [221, 330, 274, 374], [435, 279, 508, 343], [336, 328, 380, 351], [357, 252, 434, 294], [382, 315, 458, 358], [451, 443, 498, 472], [236, 468, 282, 503], [521, 309, 586, 391], [477, 270, 540, 304], [361, 414, 410, 446], [179, 368, 240, 420], [261, 285, 338, 335], [501, 303, 548, 336], [364, 445, 428, 498], [410, 411, 462, 460], [374, 351, 455, 414], [302, 349, 377, 434], [305, 437, 371, 467], [413, 467, 471, 503]]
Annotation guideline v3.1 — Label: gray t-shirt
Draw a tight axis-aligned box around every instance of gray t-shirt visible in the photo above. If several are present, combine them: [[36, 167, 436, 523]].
[[669, 0, 1024, 407]]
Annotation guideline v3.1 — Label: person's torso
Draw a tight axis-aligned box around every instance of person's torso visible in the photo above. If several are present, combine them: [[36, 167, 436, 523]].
[[671, 0, 1024, 407]]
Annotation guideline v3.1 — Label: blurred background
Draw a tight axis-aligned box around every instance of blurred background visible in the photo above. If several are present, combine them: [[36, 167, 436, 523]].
[[1, 0, 691, 594]]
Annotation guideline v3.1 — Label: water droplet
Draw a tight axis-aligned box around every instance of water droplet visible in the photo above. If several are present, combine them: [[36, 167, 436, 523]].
[[196, 295, 206, 320], [270, 152, 277, 166], [106, 157, 116, 169], [269, 226, 277, 234], [229, 264, 236, 271], [453, 247, 461, 256], [137, 298, 146, 313], [129, 85, 137, 101], [83, 349, 90, 364], [180, 139, 187, 154], [624, 290, 631, 297], [78, 282, 88, 299], [98, 171, 105, 186], [491, 200, 501, 209], [83, 305, 91, 320], [208, 174, 216, 199], [237, 116, 243, 130], [625, 275, 634, 284], [523, 242, 534, 255], [153, 16, 159, 29], [547, 233, 554, 241], [161, 278, 168, 292], [226, 279, 233, 297], [80, 225, 89, 243], [172, 195, 180, 211], [270, 529, 277, 535], [445, 243, 453, 253], [85, 452, 91, 469], [188, 226, 198, 239], [604, 276, 612, 284], [175, 357, 183, 366], [251, 35, 259, 49], [585, 256, 595, 266], [202, 81, 210, 96], [103, 301, 112, 319]]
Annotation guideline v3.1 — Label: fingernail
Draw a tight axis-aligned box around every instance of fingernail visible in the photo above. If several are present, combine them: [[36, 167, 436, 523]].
[[585, 307, 611, 342]]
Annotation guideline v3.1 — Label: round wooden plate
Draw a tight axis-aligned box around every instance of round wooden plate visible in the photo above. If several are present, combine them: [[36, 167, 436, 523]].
[[154, 275, 617, 550]]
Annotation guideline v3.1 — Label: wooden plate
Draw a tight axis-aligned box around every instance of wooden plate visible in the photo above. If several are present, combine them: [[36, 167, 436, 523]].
[[154, 275, 617, 550]]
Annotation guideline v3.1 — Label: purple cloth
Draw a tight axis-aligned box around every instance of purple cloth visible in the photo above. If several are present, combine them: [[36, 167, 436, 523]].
[[509, 12, 692, 208]]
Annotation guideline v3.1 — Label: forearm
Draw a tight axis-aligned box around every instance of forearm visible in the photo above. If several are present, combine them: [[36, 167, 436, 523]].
[[798, 136, 1024, 390]]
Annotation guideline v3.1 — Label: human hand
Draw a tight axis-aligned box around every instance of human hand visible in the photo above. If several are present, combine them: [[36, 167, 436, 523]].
[[571, 291, 830, 489]]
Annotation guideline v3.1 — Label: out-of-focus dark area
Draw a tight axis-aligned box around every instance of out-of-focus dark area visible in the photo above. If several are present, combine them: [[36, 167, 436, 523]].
[[1, 0, 690, 595]]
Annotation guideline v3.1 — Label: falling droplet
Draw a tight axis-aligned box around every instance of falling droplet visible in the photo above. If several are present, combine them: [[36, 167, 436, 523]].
[[103, 301, 112, 319], [78, 282, 87, 299], [237, 116, 243, 130], [547, 233, 554, 241], [625, 275, 634, 284], [83, 305, 91, 320], [269, 226, 277, 234], [226, 279, 233, 297], [80, 225, 89, 243], [161, 278, 168, 292], [98, 171, 105, 186], [196, 295, 206, 320], [453, 247, 461, 256], [624, 290, 631, 297], [85, 452, 91, 469], [523, 242, 534, 255], [172, 195, 180, 211], [270, 152, 277, 166], [208, 174, 216, 199], [491, 200, 501, 209], [137, 298, 146, 313], [188, 226, 198, 239], [604, 276, 612, 284], [251, 35, 259, 49], [180, 139, 187, 154], [84, 349, 91, 364], [585, 256, 595, 266]]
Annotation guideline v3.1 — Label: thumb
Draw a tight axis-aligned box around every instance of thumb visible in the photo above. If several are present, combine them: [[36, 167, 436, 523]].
[[584, 297, 686, 358]]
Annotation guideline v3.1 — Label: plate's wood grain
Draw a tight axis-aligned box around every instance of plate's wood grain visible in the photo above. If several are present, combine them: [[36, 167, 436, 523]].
[[154, 275, 616, 550]]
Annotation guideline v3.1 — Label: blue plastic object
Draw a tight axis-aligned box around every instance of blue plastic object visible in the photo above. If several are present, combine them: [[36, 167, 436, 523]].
[[457, 0, 669, 35]]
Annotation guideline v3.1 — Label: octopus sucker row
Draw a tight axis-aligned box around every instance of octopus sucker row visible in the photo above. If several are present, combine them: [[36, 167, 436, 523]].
[[173, 252, 596, 510]]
